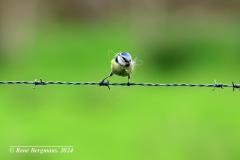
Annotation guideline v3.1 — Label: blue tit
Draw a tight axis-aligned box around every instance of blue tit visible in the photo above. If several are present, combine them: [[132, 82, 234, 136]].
[[100, 52, 135, 85]]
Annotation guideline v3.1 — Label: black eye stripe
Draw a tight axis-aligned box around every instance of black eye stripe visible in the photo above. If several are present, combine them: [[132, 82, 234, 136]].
[[122, 57, 128, 62], [115, 56, 119, 63]]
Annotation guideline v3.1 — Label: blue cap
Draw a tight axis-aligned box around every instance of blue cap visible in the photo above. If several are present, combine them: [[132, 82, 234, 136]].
[[120, 52, 131, 58]]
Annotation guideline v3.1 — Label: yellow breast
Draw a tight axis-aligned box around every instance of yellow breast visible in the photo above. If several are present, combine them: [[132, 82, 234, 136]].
[[111, 59, 133, 77]]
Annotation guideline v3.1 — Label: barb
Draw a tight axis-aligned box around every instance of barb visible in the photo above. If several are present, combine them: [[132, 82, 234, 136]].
[[0, 79, 239, 90]]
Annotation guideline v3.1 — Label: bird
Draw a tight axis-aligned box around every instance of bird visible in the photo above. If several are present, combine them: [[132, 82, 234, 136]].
[[100, 52, 135, 86]]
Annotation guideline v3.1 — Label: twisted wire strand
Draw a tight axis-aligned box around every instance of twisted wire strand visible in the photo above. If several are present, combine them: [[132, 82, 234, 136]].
[[0, 80, 239, 90]]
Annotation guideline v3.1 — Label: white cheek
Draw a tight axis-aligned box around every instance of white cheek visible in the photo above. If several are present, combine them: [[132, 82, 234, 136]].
[[117, 57, 126, 65]]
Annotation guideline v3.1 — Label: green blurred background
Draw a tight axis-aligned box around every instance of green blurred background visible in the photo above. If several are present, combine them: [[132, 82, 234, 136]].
[[1, 0, 240, 160]]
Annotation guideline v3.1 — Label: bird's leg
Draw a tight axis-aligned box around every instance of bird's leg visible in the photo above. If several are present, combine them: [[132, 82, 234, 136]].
[[127, 75, 131, 86], [100, 72, 113, 85]]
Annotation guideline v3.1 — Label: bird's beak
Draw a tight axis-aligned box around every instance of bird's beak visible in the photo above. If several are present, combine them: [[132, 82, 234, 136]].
[[125, 61, 130, 67]]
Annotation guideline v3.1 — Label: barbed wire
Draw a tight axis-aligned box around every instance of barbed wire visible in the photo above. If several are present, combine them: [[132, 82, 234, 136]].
[[0, 79, 240, 91]]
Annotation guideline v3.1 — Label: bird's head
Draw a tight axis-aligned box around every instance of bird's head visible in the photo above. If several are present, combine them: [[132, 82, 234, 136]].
[[115, 52, 132, 67]]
